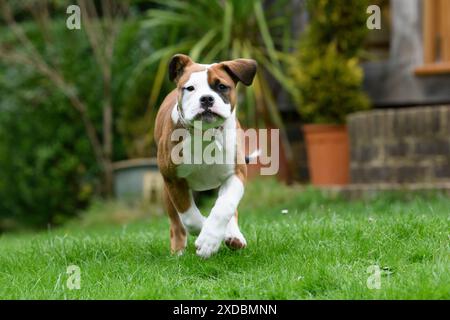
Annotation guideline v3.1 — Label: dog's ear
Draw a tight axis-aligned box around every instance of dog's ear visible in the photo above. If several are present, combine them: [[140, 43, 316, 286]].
[[221, 59, 257, 86], [169, 54, 193, 83]]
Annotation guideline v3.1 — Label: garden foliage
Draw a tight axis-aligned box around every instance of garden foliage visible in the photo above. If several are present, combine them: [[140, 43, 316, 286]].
[[290, 0, 370, 124], [0, 16, 160, 228]]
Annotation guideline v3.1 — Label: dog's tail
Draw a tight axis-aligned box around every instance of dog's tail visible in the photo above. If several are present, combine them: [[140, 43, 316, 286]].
[[245, 149, 261, 164]]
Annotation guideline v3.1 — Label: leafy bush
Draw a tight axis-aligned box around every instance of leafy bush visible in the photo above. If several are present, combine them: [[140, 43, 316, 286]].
[[304, 0, 370, 59], [0, 0, 188, 228], [289, 0, 370, 124], [0, 90, 97, 229], [0, 16, 157, 229], [113, 21, 175, 158], [291, 44, 370, 124], [0, 21, 102, 229]]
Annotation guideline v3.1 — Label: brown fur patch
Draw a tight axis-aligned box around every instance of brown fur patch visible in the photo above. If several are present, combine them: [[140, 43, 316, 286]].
[[154, 89, 192, 213], [221, 59, 257, 86], [225, 237, 246, 250], [206, 64, 237, 109], [176, 64, 207, 88], [234, 120, 247, 183], [163, 186, 187, 253]]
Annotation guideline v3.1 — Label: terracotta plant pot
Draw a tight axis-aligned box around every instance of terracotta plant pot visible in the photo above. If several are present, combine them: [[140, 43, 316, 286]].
[[302, 124, 350, 186]]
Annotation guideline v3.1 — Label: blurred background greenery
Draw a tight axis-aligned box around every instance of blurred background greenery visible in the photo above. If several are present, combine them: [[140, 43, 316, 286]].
[[0, 0, 372, 230]]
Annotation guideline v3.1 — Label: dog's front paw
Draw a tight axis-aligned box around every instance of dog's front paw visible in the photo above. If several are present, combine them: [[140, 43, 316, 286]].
[[224, 218, 247, 250], [194, 221, 225, 259], [224, 231, 247, 250]]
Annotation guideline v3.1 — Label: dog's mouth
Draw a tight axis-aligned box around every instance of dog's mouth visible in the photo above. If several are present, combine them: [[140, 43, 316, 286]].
[[194, 110, 223, 124]]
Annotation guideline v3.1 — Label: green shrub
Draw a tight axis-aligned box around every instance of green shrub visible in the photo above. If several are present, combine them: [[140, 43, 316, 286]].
[[0, 21, 102, 229], [289, 0, 370, 124], [291, 43, 370, 124], [0, 17, 158, 229], [0, 90, 97, 228], [304, 0, 370, 59], [113, 21, 175, 158]]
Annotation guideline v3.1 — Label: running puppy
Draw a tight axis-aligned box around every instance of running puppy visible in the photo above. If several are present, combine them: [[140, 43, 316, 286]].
[[154, 54, 257, 258]]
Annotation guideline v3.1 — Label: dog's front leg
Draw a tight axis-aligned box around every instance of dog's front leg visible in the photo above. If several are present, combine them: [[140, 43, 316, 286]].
[[164, 179, 206, 236], [195, 175, 244, 258], [163, 179, 206, 255]]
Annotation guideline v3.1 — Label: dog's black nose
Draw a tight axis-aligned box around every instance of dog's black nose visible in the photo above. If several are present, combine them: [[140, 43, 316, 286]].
[[200, 95, 214, 109]]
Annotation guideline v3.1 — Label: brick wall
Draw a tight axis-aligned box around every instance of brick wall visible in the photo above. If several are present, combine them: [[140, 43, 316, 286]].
[[347, 105, 450, 184]]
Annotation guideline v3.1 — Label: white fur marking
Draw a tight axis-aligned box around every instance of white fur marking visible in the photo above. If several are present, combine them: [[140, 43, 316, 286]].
[[176, 110, 237, 191], [171, 103, 179, 125], [247, 148, 261, 160]]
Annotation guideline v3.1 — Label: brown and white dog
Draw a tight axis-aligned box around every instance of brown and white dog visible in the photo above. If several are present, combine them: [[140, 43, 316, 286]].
[[154, 54, 257, 258]]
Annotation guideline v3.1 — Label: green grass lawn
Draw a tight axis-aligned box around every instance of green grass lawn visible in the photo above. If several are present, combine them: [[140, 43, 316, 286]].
[[0, 180, 449, 299]]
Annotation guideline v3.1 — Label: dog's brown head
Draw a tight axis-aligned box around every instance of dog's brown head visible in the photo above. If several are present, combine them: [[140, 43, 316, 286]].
[[168, 54, 257, 128]]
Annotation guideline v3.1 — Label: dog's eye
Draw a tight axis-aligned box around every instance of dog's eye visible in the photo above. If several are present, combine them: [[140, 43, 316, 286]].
[[218, 84, 228, 91], [185, 86, 195, 92]]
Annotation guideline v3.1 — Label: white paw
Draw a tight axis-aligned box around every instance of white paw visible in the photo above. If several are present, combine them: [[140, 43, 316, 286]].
[[224, 218, 247, 249], [194, 221, 225, 259]]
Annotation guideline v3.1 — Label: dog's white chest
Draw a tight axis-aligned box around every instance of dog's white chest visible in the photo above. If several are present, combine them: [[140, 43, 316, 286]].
[[178, 162, 235, 191], [175, 117, 237, 191], [176, 135, 235, 191]]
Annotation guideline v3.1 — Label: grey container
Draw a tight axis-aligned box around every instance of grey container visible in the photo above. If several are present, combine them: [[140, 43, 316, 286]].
[[112, 158, 163, 203]]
